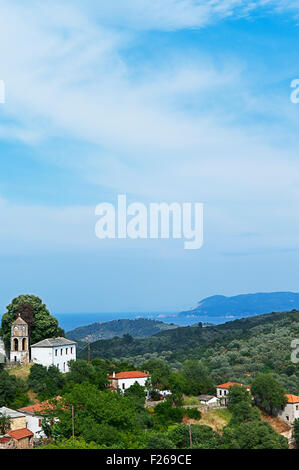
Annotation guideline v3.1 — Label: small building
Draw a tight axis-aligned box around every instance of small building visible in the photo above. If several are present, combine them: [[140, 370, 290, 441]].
[[7, 428, 34, 449], [216, 382, 251, 406], [109, 371, 150, 392], [276, 394, 299, 424], [9, 315, 29, 365], [199, 394, 218, 405], [31, 337, 76, 373], [0, 407, 27, 430]]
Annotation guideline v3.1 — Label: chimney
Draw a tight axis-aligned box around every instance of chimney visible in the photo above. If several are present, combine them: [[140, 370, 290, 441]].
[[112, 371, 116, 378]]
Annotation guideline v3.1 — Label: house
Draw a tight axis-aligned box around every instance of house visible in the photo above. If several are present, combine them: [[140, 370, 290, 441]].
[[199, 394, 218, 406], [7, 428, 34, 449], [276, 394, 299, 424], [31, 337, 76, 373], [0, 407, 34, 449], [18, 398, 60, 438], [216, 382, 251, 406], [108, 371, 150, 392]]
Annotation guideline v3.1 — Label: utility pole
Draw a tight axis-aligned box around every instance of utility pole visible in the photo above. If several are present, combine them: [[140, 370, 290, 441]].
[[88, 341, 90, 363], [72, 405, 75, 437], [188, 423, 192, 448]]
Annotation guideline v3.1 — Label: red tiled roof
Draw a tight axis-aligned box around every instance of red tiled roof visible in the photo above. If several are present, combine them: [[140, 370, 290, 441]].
[[216, 382, 251, 389], [109, 371, 150, 379], [19, 396, 61, 414], [0, 436, 11, 444], [8, 428, 33, 439], [285, 394, 299, 404]]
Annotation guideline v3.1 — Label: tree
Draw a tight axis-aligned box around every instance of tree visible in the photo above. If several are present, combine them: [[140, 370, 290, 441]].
[[168, 424, 220, 449], [51, 383, 148, 448], [0, 295, 65, 350], [147, 433, 176, 449], [251, 374, 287, 415], [293, 418, 299, 447], [0, 369, 28, 407], [180, 360, 215, 395], [221, 420, 288, 449], [124, 382, 146, 408], [65, 359, 108, 390], [0, 413, 11, 434], [28, 363, 65, 400]]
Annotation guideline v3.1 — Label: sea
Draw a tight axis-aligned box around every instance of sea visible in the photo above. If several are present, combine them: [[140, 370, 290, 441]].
[[55, 311, 238, 332]]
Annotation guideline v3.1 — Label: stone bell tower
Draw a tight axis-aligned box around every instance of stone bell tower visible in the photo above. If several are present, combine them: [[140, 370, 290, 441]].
[[10, 314, 29, 364]]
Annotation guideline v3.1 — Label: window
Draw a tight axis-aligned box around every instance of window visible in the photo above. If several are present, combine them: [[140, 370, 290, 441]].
[[66, 348, 68, 355], [63, 362, 65, 372], [219, 390, 222, 396], [122, 383, 125, 390], [286, 416, 289, 421], [55, 349, 57, 356], [61, 349, 63, 355], [71, 347, 73, 354], [224, 390, 227, 396], [296, 405, 299, 411], [38, 419, 42, 427]]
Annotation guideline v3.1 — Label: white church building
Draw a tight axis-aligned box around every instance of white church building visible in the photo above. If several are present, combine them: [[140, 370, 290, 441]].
[[31, 337, 76, 373]]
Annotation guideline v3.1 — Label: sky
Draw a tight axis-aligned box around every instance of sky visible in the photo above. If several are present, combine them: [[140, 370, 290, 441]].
[[0, 0, 299, 314]]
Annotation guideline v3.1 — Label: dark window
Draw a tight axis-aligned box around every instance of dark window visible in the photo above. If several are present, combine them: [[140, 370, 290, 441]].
[[122, 383, 125, 390], [55, 349, 57, 356], [61, 349, 63, 355], [22, 338, 26, 351], [13, 338, 18, 351], [66, 348, 68, 355]]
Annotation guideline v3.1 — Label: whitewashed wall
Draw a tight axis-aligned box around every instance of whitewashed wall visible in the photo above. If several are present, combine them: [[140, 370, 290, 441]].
[[31, 344, 76, 373]]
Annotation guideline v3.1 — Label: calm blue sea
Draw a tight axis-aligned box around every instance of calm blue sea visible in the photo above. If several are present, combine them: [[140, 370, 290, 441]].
[[55, 312, 233, 332]]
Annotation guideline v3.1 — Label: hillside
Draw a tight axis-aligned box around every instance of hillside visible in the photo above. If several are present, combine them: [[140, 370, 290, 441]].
[[79, 309, 299, 394], [179, 292, 299, 320], [67, 318, 178, 342]]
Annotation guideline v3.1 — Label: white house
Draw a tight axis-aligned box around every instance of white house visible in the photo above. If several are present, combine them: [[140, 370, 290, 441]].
[[31, 337, 76, 373], [108, 371, 150, 392], [276, 394, 299, 424], [216, 382, 251, 406]]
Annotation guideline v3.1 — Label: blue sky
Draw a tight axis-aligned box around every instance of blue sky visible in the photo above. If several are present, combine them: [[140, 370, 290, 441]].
[[0, 0, 299, 314]]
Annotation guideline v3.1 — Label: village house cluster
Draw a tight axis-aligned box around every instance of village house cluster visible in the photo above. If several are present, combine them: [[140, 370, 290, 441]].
[[1, 316, 299, 449]]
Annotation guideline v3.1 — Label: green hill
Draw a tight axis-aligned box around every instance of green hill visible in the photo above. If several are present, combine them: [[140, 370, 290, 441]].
[[67, 318, 178, 343], [78, 310, 299, 394]]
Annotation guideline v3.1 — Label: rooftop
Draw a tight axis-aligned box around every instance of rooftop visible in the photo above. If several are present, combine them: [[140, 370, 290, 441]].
[[109, 371, 150, 380], [8, 428, 33, 439], [285, 394, 299, 404], [31, 337, 76, 348], [19, 397, 61, 415], [199, 394, 216, 401], [216, 382, 251, 389], [0, 407, 26, 419]]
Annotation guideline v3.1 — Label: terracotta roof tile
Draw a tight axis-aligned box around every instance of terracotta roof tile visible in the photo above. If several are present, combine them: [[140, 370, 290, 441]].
[[8, 428, 33, 439], [19, 396, 61, 414], [109, 371, 150, 379], [216, 382, 251, 389], [285, 394, 299, 404]]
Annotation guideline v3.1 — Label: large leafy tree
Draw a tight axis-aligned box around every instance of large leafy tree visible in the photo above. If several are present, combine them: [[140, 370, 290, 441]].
[[222, 420, 288, 449], [51, 383, 148, 448], [0, 368, 29, 408], [251, 374, 287, 415], [0, 295, 65, 350]]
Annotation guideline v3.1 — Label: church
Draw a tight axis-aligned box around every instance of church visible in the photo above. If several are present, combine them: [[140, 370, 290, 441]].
[[1, 315, 76, 372]]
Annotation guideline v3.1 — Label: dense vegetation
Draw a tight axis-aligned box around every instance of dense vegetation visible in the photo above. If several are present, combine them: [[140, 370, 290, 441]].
[[37, 367, 289, 449], [0, 295, 65, 350], [79, 310, 299, 393], [67, 318, 178, 343]]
